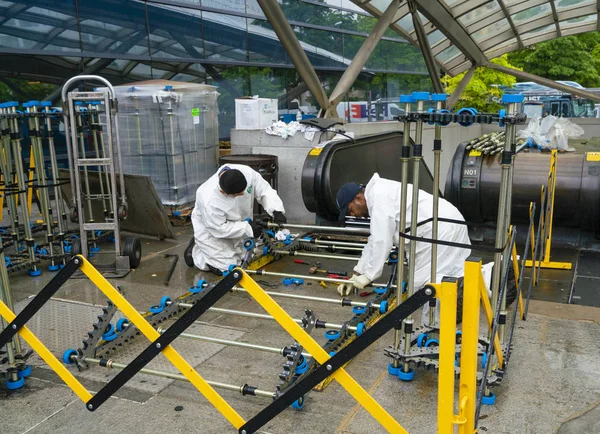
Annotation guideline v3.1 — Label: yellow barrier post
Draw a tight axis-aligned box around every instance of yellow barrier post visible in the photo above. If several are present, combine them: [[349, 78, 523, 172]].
[[79, 257, 246, 427], [238, 270, 406, 433], [525, 150, 571, 270], [456, 259, 482, 433], [436, 279, 458, 433]]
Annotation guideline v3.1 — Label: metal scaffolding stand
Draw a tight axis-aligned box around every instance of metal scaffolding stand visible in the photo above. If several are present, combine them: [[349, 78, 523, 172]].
[[61, 75, 141, 278]]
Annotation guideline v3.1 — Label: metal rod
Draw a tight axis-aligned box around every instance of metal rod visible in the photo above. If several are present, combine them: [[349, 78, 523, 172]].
[[43, 106, 67, 262], [524, 192, 546, 319], [298, 239, 367, 248], [393, 95, 412, 369], [244, 269, 394, 289], [267, 222, 370, 235], [0, 107, 19, 245], [78, 356, 276, 398], [8, 105, 37, 270], [231, 286, 381, 309], [109, 321, 313, 359], [476, 230, 515, 426], [429, 97, 443, 326], [403, 94, 425, 372], [273, 250, 361, 262], [499, 101, 518, 344], [170, 301, 357, 331]]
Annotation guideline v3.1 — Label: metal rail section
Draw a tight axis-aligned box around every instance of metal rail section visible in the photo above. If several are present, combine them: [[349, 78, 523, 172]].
[[0, 256, 483, 433]]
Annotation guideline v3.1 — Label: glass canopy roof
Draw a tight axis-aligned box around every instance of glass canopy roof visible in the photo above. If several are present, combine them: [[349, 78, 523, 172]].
[[352, 0, 599, 75]]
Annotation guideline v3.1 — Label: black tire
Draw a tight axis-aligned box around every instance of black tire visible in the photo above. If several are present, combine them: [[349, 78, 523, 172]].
[[70, 207, 79, 223], [70, 239, 81, 256], [184, 237, 195, 268], [123, 237, 142, 269]]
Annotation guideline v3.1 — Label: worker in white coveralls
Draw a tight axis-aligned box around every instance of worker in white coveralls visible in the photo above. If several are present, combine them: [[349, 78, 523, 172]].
[[335, 174, 472, 322], [184, 164, 286, 274]]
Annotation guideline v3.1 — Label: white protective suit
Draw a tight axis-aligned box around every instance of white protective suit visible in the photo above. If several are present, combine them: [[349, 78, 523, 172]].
[[191, 164, 285, 271], [355, 174, 471, 307]]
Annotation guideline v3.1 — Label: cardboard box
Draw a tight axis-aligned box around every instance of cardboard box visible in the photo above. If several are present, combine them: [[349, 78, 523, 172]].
[[235, 97, 278, 130]]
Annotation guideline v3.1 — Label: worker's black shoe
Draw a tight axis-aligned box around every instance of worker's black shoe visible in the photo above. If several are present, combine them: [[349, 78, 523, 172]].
[[207, 264, 225, 276], [184, 237, 195, 268]]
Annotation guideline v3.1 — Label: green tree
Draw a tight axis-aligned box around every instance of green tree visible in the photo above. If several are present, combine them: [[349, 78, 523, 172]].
[[0, 79, 56, 102], [441, 55, 519, 112], [507, 33, 600, 87]]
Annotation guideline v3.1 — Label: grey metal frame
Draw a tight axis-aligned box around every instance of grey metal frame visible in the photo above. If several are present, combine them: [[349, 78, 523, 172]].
[[61, 75, 130, 269]]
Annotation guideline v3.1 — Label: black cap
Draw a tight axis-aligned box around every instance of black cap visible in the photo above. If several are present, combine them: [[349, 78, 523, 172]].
[[336, 182, 362, 221], [219, 168, 247, 195]]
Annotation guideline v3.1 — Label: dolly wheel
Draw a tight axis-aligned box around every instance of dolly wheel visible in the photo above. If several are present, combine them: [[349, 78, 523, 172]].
[[123, 237, 142, 269]]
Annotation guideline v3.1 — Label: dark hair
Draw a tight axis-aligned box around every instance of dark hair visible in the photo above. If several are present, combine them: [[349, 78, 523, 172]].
[[219, 168, 247, 195]]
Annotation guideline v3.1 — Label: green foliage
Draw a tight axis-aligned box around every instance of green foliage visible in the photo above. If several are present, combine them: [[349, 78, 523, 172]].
[[0, 79, 56, 102], [441, 55, 519, 112], [507, 33, 600, 87]]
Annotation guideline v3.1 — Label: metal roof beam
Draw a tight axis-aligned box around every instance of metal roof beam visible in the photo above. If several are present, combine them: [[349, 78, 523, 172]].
[[408, 0, 444, 94], [550, 0, 561, 37], [257, 0, 330, 112], [497, 0, 524, 49], [485, 61, 600, 102], [328, 0, 401, 110], [415, 0, 487, 66], [446, 64, 475, 109]]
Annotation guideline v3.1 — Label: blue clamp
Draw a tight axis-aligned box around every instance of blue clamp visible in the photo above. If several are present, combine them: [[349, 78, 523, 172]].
[[325, 330, 341, 340], [401, 281, 407, 294], [481, 392, 496, 405], [5, 257, 11, 267], [498, 108, 506, 127], [425, 338, 439, 347], [411, 91, 430, 101], [244, 239, 255, 251], [352, 306, 366, 315], [282, 235, 293, 245], [245, 217, 252, 222], [22, 101, 31, 108], [0, 103, 5, 109], [399, 95, 414, 103], [6, 377, 25, 390], [173, 210, 181, 216], [283, 278, 304, 286], [501, 94, 524, 104], [5, 101, 19, 108], [263, 246, 269, 255], [379, 300, 388, 314], [431, 93, 447, 102], [457, 107, 478, 126], [265, 230, 275, 238], [388, 250, 399, 264], [116, 318, 129, 332], [189, 285, 203, 294], [159, 296, 171, 308], [63, 349, 78, 364], [28, 100, 40, 106], [437, 108, 451, 126], [149, 304, 164, 314], [165, 85, 173, 91], [374, 286, 387, 295], [41, 101, 52, 107], [356, 322, 366, 337]]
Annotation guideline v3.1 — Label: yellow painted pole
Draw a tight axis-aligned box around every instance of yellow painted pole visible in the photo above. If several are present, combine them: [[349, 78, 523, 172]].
[[457, 259, 482, 434], [544, 151, 557, 263], [238, 270, 406, 434], [511, 240, 524, 319], [78, 256, 245, 429], [0, 300, 93, 402], [478, 275, 504, 367], [436, 280, 458, 434]]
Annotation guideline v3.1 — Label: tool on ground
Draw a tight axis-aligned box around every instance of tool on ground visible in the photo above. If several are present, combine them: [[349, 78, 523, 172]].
[[359, 291, 374, 297], [319, 281, 328, 288], [308, 265, 347, 276], [282, 277, 304, 286], [164, 254, 179, 286]]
